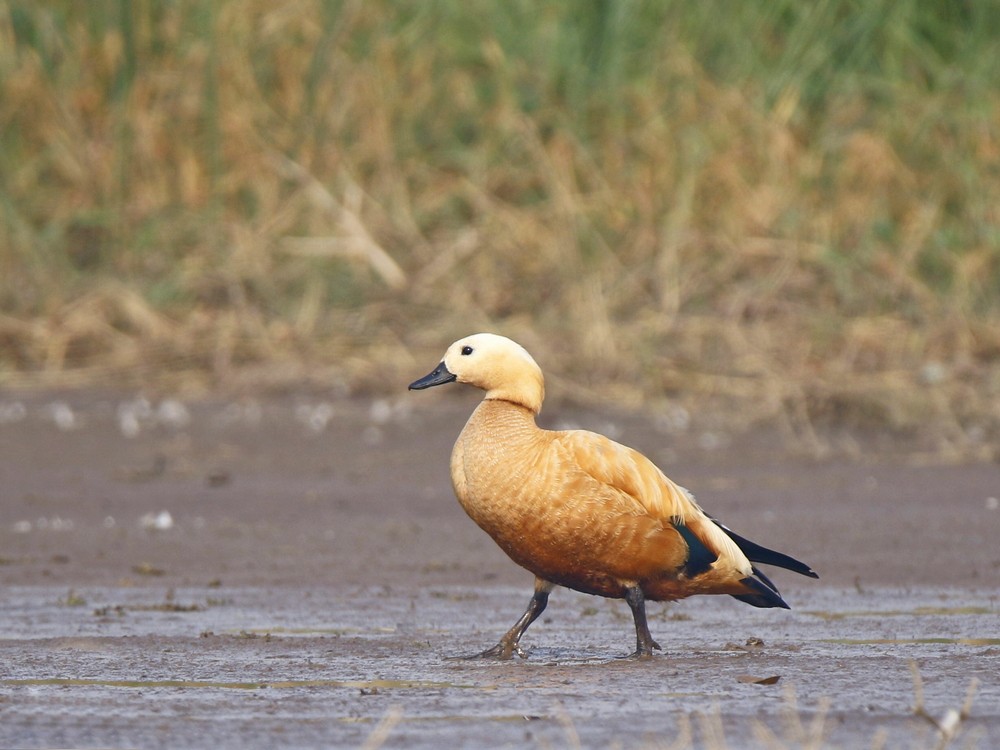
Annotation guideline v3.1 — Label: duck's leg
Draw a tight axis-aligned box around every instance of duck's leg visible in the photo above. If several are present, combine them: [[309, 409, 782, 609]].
[[468, 579, 554, 660], [624, 585, 661, 659]]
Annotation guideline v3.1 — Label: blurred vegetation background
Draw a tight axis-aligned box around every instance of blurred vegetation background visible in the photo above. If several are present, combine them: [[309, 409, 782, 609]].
[[1, 0, 998, 454]]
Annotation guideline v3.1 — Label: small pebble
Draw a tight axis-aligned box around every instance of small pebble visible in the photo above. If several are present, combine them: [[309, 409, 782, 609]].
[[140, 511, 174, 531], [157, 399, 191, 429], [369, 399, 393, 425], [0, 401, 26, 424], [295, 403, 333, 433], [48, 402, 78, 431]]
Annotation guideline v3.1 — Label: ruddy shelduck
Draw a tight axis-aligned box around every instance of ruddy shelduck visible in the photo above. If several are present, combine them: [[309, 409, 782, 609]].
[[409, 333, 817, 659]]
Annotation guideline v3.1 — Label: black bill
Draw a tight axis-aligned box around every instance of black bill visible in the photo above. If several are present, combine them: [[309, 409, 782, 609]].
[[408, 362, 457, 390]]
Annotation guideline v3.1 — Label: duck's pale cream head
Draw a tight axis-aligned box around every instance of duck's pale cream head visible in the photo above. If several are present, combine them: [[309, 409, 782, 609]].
[[408, 333, 545, 414]]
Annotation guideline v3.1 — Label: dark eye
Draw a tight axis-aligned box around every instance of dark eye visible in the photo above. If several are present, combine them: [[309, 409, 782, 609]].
[[461, 346, 473, 356]]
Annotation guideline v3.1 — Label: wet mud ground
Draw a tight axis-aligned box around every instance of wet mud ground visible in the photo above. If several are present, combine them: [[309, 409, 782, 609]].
[[1, 390, 998, 748]]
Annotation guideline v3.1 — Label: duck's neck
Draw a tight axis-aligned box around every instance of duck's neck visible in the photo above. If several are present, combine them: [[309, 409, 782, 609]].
[[483, 375, 544, 415], [467, 397, 539, 440]]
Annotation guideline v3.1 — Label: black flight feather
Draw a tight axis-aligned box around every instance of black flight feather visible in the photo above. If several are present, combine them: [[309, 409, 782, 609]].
[[711, 518, 819, 579], [671, 520, 717, 578]]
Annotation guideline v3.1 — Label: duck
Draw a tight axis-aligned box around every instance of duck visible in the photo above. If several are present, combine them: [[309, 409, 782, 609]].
[[409, 333, 817, 659]]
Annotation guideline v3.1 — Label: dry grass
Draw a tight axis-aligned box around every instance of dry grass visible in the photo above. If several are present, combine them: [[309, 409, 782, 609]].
[[1, 1, 999, 456]]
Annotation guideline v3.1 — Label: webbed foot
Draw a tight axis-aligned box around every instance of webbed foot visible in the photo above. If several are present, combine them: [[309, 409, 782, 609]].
[[620, 640, 661, 660], [464, 640, 528, 660]]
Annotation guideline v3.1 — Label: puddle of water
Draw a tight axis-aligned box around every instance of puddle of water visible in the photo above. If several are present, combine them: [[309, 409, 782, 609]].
[[821, 637, 1000, 646], [230, 626, 396, 636], [804, 606, 995, 620], [2, 677, 471, 691]]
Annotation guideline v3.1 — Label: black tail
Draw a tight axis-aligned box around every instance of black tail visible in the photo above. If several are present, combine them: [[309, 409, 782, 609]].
[[732, 567, 790, 608], [711, 518, 818, 609], [712, 519, 819, 579]]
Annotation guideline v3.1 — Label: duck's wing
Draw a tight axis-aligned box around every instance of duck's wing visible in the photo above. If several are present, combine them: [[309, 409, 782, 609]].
[[552, 429, 750, 570], [552, 430, 692, 517]]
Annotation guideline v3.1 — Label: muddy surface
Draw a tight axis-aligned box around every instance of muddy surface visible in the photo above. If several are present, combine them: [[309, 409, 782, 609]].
[[1, 390, 998, 748]]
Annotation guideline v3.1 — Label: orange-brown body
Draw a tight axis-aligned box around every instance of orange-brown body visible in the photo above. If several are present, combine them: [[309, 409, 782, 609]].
[[452, 399, 753, 602]]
